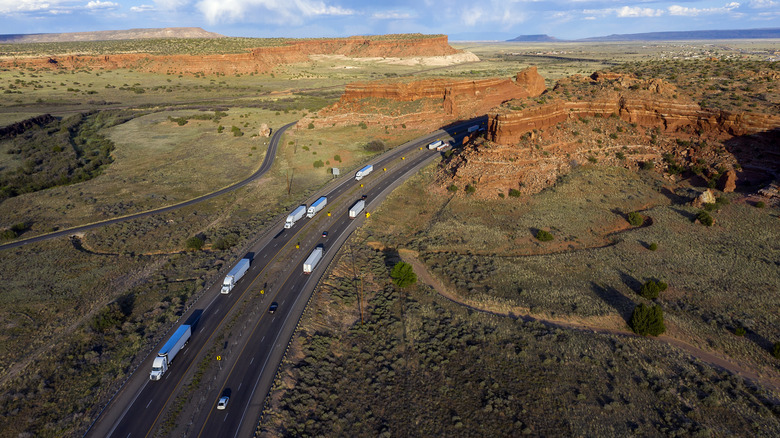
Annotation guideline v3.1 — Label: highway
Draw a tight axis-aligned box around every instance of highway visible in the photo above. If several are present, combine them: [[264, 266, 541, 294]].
[[84, 117, 486, 438]]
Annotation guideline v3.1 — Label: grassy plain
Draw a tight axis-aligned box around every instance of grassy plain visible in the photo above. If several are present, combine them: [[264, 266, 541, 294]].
[[1, 38, 779, 436]]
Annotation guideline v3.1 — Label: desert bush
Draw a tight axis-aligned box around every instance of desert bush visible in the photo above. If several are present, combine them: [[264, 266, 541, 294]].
[[638, 280, 667, 299], [629, 303, 665, 336], [333, 154, 341, 162], [773, 342, 780, 359], [307, 122, 314, 129], [185, 236, 204, 250], [465, 184, 476, 194], [213, 233, 239, 251], [735, 327, 746, 337], [231, 126, 243, 137], [313, 160, 324, 168], [390, 262, 417, 288], [648, 242, 658, 251], [696, 211, 714, 226], [627, 212, 644, 227], [535, 230, 553, 242], [615, 151, 625, 159], [508, 189, 521, 198], [364, 140, 386, 152], [641, 161, 655, 170], [755, 201, 765, 209], [0, 229, 17, 240], [447, 184, 458, 192]]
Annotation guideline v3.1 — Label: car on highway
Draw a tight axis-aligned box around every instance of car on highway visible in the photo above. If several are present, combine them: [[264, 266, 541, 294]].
[[217, 396, 229, 410], [361, 194, 367, 200], [269, 302, 278, 313], [322, 231, 328, 238]]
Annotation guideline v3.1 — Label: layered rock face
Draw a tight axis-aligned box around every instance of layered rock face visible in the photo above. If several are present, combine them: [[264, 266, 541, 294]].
[[488, 73, 780, 145], [305, 67, 547, 130], [445, 72, 780, 197], [0, 35, 460, 75]]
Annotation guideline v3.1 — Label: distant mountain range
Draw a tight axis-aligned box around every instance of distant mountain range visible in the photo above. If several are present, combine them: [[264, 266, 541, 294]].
[[508, 28, 780, 42], [0, 27, 224, 43]]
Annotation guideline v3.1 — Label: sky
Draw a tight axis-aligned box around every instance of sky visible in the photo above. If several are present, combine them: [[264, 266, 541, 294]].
[[0, 0, 778, 40]]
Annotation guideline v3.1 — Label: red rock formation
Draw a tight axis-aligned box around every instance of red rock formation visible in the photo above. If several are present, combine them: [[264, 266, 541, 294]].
[[305, 67, 546, 130], [0, 35, 460, 76]]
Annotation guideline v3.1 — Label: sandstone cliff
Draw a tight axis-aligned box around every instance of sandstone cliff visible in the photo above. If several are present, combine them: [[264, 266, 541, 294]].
[[444, 72, 780, 197], [0, 35, 460, 76], [303, 67, 547, 131]]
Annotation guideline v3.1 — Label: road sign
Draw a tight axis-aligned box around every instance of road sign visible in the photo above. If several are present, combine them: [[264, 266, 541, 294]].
[[217, 356, 222, 361]]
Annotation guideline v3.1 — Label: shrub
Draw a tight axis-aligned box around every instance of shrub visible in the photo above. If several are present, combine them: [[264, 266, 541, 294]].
[[638, 280, 667, 299], [185, 236, 204, 250], [213, 233, 239, 251], [587, 156, 597, 163], [447, 184, 458, 192], [307, 122, 314, 129], [313, 160, 324, 168], [735, 327, 746, 336], [648, 242, 658, 251], [629, 303, 665, 336], [390, 262, 417, 288], [231, 126, 243, 137], [1, 229, 18, 240], [217, 125, 224, 133], [465, 184, 476, 194], [773, 342, 780, 359], [755, 201, 766, 208], [641, 161, 655, 170], [696, 211, 714, 226], [615, 151, 625, 159], [508, 188, 521, 198], [359, 122, 367, 129], [364, 140, 386, 152], [627, 212, 644, 227], [535, 230, 553, 242], [333, 154, 341, 162]]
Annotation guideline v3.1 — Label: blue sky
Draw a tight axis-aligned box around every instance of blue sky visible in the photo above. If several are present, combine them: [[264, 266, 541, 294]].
[[1, 0, 778, 40]]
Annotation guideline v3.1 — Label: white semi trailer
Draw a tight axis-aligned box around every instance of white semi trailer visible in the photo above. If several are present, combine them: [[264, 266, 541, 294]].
[[285, 205, 307, 229], [349, 200, 365, 218], [355, 165, 373, 181], [221, 258, 250, 294], [150, 324, 192, 381], [303, 247, 323, 274], [307, 196, 327, 218]]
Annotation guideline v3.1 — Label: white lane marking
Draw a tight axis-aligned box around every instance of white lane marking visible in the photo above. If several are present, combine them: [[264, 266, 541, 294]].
[[146, 399, 153, 409], [238, 382, 242, 391], [250, 357, 254, 364]]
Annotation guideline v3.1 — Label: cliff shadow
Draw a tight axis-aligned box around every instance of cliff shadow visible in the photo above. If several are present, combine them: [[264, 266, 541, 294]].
[[721, 129, 780, 191], [590, 282, 636, 321]]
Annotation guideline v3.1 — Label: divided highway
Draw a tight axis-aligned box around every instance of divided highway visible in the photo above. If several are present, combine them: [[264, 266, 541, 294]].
[[85, 117, 485, 438]]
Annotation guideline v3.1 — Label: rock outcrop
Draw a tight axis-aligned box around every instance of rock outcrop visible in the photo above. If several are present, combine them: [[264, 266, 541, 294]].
[[0, 35, 461, 76], [304, 67, 546, 130]]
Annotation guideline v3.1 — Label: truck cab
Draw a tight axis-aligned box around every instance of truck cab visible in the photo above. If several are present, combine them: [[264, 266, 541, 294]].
[[149, 356, 168, 380]]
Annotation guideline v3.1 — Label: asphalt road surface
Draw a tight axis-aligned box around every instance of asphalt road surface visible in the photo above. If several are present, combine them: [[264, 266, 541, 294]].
[[84, 117, 485, 438]]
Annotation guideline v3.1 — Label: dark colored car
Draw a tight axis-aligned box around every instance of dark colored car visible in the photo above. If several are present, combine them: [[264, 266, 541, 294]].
[[269, 302, 278, 313], [361, 194, 367, 200]]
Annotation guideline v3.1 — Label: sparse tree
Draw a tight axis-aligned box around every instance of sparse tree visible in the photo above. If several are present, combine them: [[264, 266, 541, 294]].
[[629, 303, 665, 336], [390, 262, 417, 288]]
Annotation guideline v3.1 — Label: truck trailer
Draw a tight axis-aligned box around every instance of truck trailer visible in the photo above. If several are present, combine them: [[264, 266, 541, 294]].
[[150, 324, 192, 380], [355, 164, 373, 181], [303, 247, 323, 274], [349, 199, 365, 218], [307, 196, 328, 218], [221, 258, 250, 294], [467, 125, 479, 133], [285, 205, 307, 229], [427, 140, 443, 150]]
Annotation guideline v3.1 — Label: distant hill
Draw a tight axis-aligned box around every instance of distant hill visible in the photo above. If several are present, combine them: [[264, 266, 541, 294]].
[[0, 27, 225, 43], [507, 35, 560, 42], [580, 28, 780, 42]]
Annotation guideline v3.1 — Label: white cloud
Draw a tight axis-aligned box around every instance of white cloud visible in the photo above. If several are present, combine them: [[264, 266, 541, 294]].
[[668, 2, 740, 16], [196, 0, 354, 24], [372, 10, 412, 20], [154, 0, 190, 11], [616, 6, 663, 17], [130, 4, 154, 11], [85, 0, 117, 9], [748, 0, 777, 7], [0, 0, 56, 13]]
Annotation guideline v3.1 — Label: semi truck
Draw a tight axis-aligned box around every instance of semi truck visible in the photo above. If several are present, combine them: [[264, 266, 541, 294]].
[[355, 164, 373, 181], [303, 246, 323, 274], [285, 205, 307, 229], [307, 196, 327, 218], [150, 324, 191, 380], [221, 258, 251, 294], [349, 199, 365, 218], [427, 140, 443, 150]]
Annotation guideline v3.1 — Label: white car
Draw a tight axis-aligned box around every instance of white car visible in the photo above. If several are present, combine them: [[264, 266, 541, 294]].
[[217, 396, 229, 410]]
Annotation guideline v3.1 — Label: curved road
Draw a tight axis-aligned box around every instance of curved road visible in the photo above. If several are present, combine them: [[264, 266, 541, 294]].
[[0, 121, 297, 252]]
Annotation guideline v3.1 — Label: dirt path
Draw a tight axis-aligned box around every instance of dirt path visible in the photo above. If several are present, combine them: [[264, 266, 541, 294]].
[[398, 249, 780, 396]]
